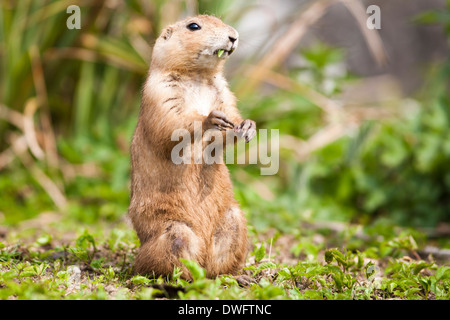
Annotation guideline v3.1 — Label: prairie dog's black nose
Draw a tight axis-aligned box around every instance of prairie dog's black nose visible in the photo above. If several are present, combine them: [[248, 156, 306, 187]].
[[229, 36, 237, 43]]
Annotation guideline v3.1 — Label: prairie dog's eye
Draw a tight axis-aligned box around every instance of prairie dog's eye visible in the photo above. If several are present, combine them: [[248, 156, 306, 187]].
[[187, 23, 201, 31]]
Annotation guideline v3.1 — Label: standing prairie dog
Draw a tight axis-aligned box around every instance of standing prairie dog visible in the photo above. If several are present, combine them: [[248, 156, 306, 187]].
[[128, 15, 256, 279]]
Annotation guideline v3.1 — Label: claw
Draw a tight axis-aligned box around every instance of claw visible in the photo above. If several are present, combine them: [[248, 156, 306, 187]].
[[235, 119, 256, 143]]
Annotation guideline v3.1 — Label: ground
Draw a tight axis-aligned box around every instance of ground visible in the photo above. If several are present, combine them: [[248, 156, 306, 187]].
[[1, 213, 449, 300]]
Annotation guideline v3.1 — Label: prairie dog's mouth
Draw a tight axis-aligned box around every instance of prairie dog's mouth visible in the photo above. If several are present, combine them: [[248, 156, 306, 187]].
[[213, 47, 236, 58]]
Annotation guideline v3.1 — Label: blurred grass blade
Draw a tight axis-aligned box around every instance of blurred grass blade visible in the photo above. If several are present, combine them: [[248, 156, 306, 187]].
[[237, 0, 337, 96], [74, 61, 95, 137]]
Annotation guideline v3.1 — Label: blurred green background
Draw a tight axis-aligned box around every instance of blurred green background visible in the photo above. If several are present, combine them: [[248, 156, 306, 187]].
[[0, 0, 449, 238]]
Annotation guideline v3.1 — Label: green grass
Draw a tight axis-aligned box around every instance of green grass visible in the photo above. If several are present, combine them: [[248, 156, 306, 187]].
[[1, 221, 449, 300]]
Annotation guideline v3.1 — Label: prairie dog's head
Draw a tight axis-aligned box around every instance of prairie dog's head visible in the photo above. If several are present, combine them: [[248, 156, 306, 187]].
[[151, 15, 239, 73]]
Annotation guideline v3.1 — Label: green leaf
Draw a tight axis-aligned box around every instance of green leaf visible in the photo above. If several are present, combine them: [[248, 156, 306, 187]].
[[131, 275, 151, 285], [90, 258, 105, 269], [324, 250, 334, 264], [365, 262, 378, 279], [325, 249, 347, 268], [68, 247, 89, 262], [389, 282, 398, 293], [180, 258, 206, 281], [76, 229, 96, 251], [436, 266, 450, 281], [277, 268, 292, 279], [302, 290, 323, 300], [35, 234, 52, 246], [412, 262, 431, 275], [257, 261, 277, 271], [332, 272, 344, 292], [419, 278, 431, 292], [253, 243, 266, 263], [325, 264, 343, 275]]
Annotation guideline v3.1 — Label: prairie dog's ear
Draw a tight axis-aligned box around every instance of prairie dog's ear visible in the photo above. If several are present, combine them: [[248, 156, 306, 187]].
[[161, 26, 173, 40]]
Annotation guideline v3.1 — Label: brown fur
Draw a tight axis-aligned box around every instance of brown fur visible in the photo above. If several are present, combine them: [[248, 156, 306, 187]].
[[128, 15, 256, 279]]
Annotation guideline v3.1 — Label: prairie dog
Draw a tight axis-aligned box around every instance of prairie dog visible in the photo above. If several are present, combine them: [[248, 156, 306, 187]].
[[128, 15, 256, 279]]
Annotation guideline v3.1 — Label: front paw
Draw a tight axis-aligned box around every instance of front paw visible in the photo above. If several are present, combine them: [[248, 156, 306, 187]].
[[205, 110, 235, 131], [234, 119, 256, 143]]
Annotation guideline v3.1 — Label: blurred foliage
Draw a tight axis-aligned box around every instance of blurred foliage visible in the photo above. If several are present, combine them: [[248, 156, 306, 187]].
[[0, 0, 449, 237]]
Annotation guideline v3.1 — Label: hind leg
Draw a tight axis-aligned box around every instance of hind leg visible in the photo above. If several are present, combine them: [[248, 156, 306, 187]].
[[207, 207, 248, 277], [134, 221, 204, 280]]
